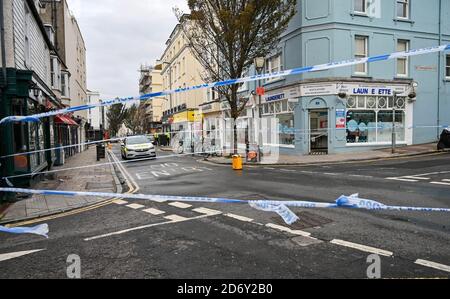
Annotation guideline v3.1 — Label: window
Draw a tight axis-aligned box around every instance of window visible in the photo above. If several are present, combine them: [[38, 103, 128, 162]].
[[397, 0, 410, 19], [24, 4, 31, 67], [346, 95, 406, 145], [446, 55, 450, 79], [354, 0, 367, 13], [397, 40, 409, 77], [265, 54, 283, 83], [261, 99, 295, 146], [61, 72, 69, 97], [355, 36, 368, 75]]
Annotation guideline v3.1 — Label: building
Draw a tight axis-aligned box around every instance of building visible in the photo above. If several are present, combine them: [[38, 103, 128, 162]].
[[39, 0, 88, 152], [0, 0, 65, 187], [239, 0, 450, 156], [160, 16, 207, 150], [139, 62, 165, 133]]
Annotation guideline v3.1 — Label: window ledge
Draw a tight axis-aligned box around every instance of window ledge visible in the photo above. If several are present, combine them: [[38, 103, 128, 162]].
[[351, 75, 373, 79], [351, 12, 369, 18], [347, 142, 407, 147], [263, 77, 285, 85], [394, 18, 415, 24], [394, 77, 413, 81]]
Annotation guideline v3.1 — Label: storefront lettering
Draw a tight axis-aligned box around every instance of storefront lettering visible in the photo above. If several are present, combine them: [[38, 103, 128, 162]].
[[352, 88, 392, 95], [266, 94, 285, 102]]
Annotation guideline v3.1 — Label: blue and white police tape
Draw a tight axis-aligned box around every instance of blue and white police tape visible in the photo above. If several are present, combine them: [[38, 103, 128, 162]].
[[0, 224, 49, 238], [1, 188, 449, 228], [1, 44, 449, 125]]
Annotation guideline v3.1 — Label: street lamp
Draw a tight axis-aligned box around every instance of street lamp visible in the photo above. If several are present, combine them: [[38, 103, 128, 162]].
[[254, 57, 265, 162]]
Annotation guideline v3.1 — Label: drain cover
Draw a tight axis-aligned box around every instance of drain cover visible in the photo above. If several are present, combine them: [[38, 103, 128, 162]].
[[272, 211, 333, 230]]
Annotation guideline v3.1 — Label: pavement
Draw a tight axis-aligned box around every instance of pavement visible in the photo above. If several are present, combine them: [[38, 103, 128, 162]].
[[0, 147, 121, 225], [0, 145, 449, 278], [205, 143, 442, 166]]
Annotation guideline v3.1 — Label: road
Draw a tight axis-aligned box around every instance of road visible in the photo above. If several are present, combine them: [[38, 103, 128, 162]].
[[1, 146, 449, 279]]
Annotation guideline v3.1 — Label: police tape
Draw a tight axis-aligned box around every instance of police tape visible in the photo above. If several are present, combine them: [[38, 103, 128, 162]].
[[0, 223, 49, 238], [0, 188, 449, 230], [1, 44, 449, 125], [1, 124, 448, 160]]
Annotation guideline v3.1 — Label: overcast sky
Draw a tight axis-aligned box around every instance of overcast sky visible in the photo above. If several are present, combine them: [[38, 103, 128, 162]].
[[66, 0, 189, 99]]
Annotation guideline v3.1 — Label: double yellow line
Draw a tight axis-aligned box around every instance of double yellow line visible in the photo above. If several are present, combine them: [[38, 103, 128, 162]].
[[6, 148, 138, 228]]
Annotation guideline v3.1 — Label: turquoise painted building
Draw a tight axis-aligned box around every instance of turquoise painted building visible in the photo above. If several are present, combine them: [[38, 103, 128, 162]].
[[244, 0, 450, 155]]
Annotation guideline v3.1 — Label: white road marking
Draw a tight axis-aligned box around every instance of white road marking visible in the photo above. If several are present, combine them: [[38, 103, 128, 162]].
[[192, 207, 222, 216], [403, 176, 430, 180], [330, 239, 393, 257], [443, 179, 450, 182], [349, 175, 374, 179], [225, 213, 254, 222], [300, 171, 319, 175], [142, 208, 166, 215], [415, 259, 450, 273], [430, 181, 450, 186], [280, 169, 296, 173], [0, 249, 44, 262], [126, 203, 146, 210], [84, 214, 214, 241], [164, 215, 189, 222], [386, 178, 418, 182], [113, 199, 128, 205], [324, 173, 340, 176], [169, 202, 192, 209], [266, 223, 312, 237]]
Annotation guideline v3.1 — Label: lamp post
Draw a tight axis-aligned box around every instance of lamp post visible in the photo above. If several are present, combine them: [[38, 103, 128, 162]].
[[254, 57, 265, 162]]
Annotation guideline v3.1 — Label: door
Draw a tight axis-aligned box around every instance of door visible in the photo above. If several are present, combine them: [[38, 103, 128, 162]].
[[309, 109, 329, 154]]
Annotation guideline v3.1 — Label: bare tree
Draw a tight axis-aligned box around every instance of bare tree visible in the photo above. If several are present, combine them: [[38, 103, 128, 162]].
[[124, 104, 145, 135], [107, 103, 127, 137], [176, 0, 296, 154]]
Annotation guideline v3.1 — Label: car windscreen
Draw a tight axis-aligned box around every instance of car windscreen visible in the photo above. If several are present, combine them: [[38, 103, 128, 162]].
[[127, 136, 151, 145]]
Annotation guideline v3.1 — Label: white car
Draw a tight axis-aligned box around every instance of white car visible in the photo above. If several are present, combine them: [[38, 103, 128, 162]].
[[121, 136, 156, 160]]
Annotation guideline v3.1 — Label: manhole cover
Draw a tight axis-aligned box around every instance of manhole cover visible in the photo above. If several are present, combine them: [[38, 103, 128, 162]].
[[272, 211, 333, 230]]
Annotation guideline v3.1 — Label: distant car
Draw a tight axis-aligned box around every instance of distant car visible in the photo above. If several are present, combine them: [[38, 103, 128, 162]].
[[121, 135, 156, 160]]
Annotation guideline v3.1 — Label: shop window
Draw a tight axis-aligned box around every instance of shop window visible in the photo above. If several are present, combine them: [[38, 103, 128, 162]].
[[347, 96, 406, 145], [347, 110, 376, 144], [262, 99, 295, 146]]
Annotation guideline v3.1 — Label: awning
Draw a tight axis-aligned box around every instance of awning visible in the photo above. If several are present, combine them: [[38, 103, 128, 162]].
[[55, 115, 79, 126]]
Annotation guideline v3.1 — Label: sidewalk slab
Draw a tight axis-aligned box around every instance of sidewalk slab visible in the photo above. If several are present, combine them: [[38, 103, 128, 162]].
[[0, 147, 122, 225]]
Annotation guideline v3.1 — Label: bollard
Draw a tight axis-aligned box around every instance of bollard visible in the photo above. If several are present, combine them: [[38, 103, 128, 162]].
[[232, 155, 243, 170]]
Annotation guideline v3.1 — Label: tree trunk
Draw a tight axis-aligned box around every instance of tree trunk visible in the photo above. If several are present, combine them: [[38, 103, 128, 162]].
[[233, 118, 238, 155]]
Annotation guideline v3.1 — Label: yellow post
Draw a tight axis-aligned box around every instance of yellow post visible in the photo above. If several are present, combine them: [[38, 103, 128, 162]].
[[232, 155, 243, 170]]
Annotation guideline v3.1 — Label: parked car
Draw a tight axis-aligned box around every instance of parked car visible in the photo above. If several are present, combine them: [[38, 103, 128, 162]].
[[121, 135, 156, 160]]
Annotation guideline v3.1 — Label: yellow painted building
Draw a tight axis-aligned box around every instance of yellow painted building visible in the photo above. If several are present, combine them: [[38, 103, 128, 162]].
[[160, 16, 207, 133]]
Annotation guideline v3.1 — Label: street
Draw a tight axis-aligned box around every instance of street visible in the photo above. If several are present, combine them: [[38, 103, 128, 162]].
[[0, 146, 449, 279]]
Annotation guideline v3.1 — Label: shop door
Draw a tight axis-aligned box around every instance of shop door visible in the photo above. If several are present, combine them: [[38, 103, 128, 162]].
[[309, 109, 329, 154]]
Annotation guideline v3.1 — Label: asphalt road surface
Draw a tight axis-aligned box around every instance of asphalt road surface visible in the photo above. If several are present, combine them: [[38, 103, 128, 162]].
[[1, 146, 449, 279]]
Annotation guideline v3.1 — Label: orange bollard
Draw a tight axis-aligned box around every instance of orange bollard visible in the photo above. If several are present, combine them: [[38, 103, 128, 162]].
[[232, 155, 243, 170]]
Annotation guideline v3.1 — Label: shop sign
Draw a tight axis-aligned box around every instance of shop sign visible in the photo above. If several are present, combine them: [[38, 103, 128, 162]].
[[266, 93, 285, 102], [173, 112, 189, 124], [299, 83, 409, 97], [301, 84, 336, 97], [336, 109, 346, 129]]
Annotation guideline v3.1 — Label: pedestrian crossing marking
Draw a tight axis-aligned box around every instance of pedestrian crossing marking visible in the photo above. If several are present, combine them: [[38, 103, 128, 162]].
[[142, 208, 166, 215], [192, 208, 222, 216], [164, 215, 189, 222], [126, 204, 146, 210], [169, 202, 192, 209], [113, 199, 128, 205]]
